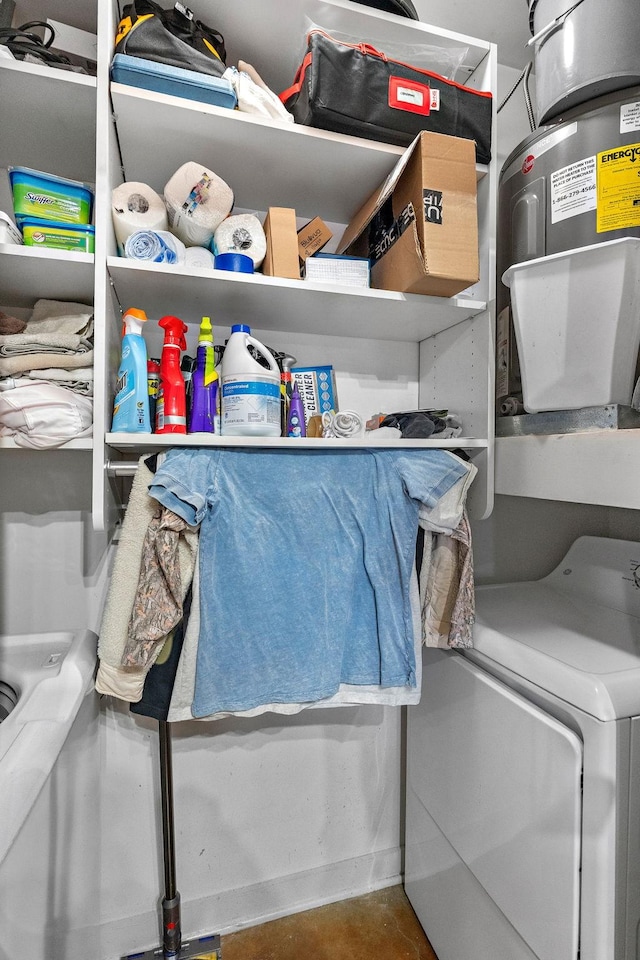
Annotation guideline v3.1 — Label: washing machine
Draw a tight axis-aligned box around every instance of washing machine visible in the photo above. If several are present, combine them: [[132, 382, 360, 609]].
[[404, 535, 640, 960]]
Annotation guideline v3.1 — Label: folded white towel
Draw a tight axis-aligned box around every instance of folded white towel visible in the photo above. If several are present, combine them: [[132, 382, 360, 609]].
[[0, 379, 93, 448]]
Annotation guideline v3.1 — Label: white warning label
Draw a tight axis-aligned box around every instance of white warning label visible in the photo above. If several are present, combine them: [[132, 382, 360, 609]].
[[550, 156, 597, 223], [620, 101, 640, 133]]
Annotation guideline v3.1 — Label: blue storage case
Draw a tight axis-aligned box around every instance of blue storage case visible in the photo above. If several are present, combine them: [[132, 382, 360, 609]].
[[111, 54, 237, 109]]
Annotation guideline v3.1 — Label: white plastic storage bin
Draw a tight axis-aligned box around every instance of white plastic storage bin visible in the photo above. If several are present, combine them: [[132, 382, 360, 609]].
[[502, 238, 640, 413]]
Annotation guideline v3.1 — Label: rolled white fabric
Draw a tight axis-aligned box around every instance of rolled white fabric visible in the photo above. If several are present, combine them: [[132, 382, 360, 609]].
[[124, 230, 186, 265], [184, 246, 215, 270], [112, 182, 168, 255], [163, 161, 234, 247], [321, 410, 365, 438], [213, 213, 267, 268]]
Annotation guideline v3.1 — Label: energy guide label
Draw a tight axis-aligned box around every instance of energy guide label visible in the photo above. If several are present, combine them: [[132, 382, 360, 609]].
[[550, 156, 596, 223], [596, 142, 640, 233]]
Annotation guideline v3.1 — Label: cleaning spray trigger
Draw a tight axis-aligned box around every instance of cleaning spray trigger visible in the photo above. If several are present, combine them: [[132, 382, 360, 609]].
[[156, 315, 189, 434]]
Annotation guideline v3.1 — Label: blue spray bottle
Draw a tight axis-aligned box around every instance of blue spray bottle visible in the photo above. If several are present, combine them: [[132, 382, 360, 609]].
[[188, 316, 218, 433], [111, 307, 151, 432]]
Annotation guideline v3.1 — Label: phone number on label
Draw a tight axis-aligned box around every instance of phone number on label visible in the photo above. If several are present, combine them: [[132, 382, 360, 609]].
[[555, 185, 596, 202]]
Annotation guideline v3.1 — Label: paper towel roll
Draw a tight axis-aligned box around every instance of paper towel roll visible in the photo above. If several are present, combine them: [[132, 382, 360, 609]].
[[184, 246, 215, 270], [212, 213, 267, 268], [112, 182, 168, 255], [163, 162, 234, 248], [124, 230, 186, 265]]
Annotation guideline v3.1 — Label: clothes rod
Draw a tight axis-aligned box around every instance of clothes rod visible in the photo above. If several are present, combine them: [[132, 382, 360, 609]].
[[106, 459, 140, 477]]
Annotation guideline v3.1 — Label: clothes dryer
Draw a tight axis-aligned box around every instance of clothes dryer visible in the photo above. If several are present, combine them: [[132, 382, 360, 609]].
[[405, 535, 640, 960]]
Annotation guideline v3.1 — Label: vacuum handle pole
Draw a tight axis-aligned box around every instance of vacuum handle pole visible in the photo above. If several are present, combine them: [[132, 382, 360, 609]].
[[158, 720, 182, 958]]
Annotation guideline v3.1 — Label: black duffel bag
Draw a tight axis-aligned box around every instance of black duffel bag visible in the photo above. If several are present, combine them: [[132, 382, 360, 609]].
[[114, 1, 226, 77], [280, 29, 492, 164]]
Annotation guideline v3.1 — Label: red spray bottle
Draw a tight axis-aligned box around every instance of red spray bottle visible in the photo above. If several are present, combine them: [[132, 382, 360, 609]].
[[155, 315, 188, 434]]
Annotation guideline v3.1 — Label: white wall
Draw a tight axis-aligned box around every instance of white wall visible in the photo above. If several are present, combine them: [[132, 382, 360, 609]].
[[98, 701, 404, 957], [0, 451, 109, 636], [474, 495, 640, 585]]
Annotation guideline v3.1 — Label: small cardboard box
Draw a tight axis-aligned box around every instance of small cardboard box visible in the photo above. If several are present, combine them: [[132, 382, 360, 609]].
[[262, 207, 300, 280], [297, 216, 333, 261], [338, 131, 479, 298]]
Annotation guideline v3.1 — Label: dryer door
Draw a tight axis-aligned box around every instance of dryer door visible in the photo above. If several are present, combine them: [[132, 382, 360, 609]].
[[407, 650, 582, 960]]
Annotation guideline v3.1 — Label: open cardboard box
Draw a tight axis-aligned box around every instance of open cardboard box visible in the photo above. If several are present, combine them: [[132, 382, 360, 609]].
[[338, 131, 479, 298]]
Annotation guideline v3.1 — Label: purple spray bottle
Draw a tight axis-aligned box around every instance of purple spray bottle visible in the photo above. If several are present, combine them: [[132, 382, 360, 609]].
[[287, 381, 306, 438], [188, 316, 218, 433]]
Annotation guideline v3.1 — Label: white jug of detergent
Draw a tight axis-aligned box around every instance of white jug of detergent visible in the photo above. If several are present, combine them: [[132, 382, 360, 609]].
[[221, 324, 281, 436]]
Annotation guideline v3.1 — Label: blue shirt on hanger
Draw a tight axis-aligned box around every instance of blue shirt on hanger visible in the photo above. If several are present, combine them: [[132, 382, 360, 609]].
[[148, 447, 468, 716]]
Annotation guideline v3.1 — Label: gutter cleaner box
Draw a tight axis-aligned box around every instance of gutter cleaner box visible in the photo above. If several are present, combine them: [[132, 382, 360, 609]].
[[338, 131, 478, 298], [291, 365, 338, 422]]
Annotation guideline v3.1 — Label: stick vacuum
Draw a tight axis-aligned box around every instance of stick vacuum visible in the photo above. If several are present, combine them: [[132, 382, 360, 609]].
[[120, 721, 222, 960]]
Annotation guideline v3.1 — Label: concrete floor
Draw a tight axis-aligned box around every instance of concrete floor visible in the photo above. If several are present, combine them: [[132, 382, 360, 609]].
[[221, 885, 438, 960]]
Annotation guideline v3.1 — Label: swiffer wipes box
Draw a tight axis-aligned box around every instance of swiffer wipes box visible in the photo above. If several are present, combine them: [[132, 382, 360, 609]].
[[9, 167, 94, 225]]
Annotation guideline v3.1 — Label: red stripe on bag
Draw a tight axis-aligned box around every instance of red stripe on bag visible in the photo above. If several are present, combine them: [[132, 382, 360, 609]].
[[307, 29, 493, 99], [279, 50, 313, 104], [388, 75, 431, 114]]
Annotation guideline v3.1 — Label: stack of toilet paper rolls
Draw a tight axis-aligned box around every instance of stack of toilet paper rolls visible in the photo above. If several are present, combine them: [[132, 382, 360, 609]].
[[111, 161, 267, 271]]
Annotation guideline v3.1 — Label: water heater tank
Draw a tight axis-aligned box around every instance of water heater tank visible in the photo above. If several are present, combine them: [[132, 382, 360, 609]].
[[498, 86, 640, 306], [496, 86, 640, 402], [528, 0, 640, 125]]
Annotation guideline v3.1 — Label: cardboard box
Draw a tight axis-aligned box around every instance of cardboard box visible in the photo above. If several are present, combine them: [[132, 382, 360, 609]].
[[338, 131, 479, 298], [262, 207, 300, 279], [297, 216, 333, 261], [291, 365, 338, 422]]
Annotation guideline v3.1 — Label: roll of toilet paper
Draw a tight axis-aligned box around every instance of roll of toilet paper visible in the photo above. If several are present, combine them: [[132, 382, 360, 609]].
[[212, 213, 267, 268], [124, 230, 186, 265], [184, 246, 215, 270], [111, 182, 168, 254], [163, 162, 234, 248]]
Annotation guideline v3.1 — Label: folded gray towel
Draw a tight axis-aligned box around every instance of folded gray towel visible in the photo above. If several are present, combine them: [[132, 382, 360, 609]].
[[0, 349, 94, 377], [28, 298, 94, 337], [0, 334, 93, 355]]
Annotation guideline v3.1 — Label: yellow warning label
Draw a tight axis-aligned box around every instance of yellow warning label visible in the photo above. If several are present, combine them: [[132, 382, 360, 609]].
[[596, 142, 640, 233]]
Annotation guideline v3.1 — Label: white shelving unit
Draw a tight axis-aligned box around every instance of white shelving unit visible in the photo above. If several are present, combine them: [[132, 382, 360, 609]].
[[495, 432, 640, 509], [1, 0, 498, 531], [0, 244, 94, 305]]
